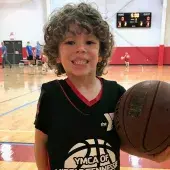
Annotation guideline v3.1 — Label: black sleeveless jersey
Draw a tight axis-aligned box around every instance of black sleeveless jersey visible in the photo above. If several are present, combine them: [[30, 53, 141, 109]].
[[34, 78, 126, 170]]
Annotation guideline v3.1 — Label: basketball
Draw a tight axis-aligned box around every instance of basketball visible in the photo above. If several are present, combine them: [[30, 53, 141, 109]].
[[114, 80, 170, 156], [121, 56, 124, 60]]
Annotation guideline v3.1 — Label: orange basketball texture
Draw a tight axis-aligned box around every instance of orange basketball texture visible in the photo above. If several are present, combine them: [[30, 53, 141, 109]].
[[114, 80, 170, 155]]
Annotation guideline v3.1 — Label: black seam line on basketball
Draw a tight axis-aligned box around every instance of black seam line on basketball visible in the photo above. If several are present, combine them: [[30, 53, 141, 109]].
[[56, 80, 90, 116], [65, 144, 113, 160], [142, 81, 166, 152], [122, 84, 138, 148], [77, 141, 91, 169], [94, 139, 100, 167], [104, 141, 112, 163], [108, 114, 112, 120], [142, 81, 160, 151]]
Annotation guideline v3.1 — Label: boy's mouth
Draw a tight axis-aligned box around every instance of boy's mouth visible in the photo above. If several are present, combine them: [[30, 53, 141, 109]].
[[71, 60, 89, 65]]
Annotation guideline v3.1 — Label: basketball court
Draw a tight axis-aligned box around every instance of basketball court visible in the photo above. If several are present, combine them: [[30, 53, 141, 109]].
[[0, 65, 170, 170]]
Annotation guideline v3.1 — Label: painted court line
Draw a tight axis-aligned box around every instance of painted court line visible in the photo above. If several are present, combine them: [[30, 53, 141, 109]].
[[0, 88, 40, 104], [0, 100, 38, 118], [0, 141, 34, 145]]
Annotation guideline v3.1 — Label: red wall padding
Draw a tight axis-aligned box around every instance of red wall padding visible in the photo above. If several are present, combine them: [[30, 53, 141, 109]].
[[0, 47, 170, 64], [110, 47, 170, 65], [110, 47, 159, 64], [164, 47, 170, 64]]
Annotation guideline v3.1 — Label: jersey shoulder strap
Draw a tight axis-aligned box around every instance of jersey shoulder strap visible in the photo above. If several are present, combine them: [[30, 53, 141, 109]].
[[102, 79, 126, 112]]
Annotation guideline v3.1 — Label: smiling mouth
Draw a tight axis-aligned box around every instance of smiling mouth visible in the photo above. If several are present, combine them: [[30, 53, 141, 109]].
[[71, 60, 89, 65]]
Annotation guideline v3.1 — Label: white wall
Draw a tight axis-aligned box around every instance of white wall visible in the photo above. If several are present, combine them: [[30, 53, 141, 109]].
[[50, 0, 163, 47], [165, 0, 170, 46], [0, 0, 163, 47], [0, 0, 47, 47]]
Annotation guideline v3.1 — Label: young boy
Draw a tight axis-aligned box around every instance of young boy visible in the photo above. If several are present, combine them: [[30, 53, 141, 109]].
[[1, 42, 12, 69], [34, 3, 170, 170], [121, 52, 130, 68], [26, 41, 34, 66], [124, 52, 130, 68], [35, 41, 42, 66]]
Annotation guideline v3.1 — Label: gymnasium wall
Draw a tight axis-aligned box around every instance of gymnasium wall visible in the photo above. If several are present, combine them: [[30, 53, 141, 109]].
[[165, 1, 170, 46], [106, 0, 163, 64], [51, 0, 162, 46], [50, 0, 167, 64], [0, 0, 46, 46], [164, 1, 170, 64], [0, 0, 169, 65]]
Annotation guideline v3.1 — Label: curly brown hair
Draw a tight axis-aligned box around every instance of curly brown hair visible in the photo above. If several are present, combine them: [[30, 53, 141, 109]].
[[43, 2, 114, 76]]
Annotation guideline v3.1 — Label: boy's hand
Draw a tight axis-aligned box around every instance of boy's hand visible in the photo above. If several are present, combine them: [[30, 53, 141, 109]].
[[121, 146, 170, 163], [149, 146, 170, 163]]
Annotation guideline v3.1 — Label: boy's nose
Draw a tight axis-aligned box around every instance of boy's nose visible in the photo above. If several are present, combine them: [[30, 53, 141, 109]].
[[76, 44, 87, 53]]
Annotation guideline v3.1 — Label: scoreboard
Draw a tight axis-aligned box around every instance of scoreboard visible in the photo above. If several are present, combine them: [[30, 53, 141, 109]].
[[116, 12, 152, 28]]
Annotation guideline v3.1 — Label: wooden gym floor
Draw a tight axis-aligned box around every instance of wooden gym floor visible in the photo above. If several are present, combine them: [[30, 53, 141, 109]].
[[0, 65, 170, 170]]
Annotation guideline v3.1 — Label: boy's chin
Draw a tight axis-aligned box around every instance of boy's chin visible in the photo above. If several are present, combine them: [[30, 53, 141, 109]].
[[67, 70, 92, 77]]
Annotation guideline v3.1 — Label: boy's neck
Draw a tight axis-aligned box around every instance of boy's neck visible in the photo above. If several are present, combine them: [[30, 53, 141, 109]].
[[67, 74, 98, 89]]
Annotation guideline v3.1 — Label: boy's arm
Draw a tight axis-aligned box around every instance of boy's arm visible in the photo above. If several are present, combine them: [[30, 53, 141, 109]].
[[34, 84, 51, 170], [34, 129, 49, 170], [3, 46, 7, 55]]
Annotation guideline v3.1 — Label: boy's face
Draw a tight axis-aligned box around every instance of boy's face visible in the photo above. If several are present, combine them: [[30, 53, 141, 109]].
[[58, 24, 100, 77]]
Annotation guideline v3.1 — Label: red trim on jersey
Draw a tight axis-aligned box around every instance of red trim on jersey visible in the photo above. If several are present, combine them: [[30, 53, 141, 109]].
[[56, 80, 88, 115], [124, 57, 129, 62], [66, 77, 103, 107], [124, 55, 130, 62]]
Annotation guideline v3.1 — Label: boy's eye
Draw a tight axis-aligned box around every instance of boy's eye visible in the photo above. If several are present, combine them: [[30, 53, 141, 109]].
[[65, 41, 75, 45], [64, 40, 96, 45], [86, 41, 95, 45]]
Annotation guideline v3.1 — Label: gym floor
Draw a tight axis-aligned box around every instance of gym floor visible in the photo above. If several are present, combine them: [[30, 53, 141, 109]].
[[0, 65, 170, 170]]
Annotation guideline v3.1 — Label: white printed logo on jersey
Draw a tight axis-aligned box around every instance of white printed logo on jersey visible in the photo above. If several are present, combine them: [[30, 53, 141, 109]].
[[102, 113, 114, 131], [56, 139, 118, 170]]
